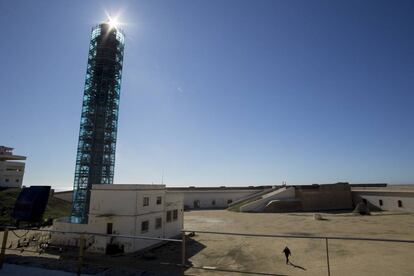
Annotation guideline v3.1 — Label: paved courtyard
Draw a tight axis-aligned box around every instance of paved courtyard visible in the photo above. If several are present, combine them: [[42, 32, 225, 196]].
[[183, 210, 414, 276]]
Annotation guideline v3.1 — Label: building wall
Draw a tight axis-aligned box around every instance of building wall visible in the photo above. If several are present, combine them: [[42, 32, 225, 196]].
[[165, 192, 184, 238], [52, 184, 183, 254], [296, 183, 353, 211], [352, 191, 414, 212], [52, 218, 89, 247], [89, 185, 166, 216], [176, 189, 260, 209], [0, 161, 25, 188]]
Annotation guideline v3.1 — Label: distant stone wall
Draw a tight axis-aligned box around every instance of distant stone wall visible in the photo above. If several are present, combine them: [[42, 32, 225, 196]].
[[296, 183, 353, 211], [53, 191, 73, 202], [178, 189, 259, 209]]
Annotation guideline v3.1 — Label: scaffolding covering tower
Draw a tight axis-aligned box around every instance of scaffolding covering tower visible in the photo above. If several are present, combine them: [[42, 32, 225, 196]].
[[71, 22, 125, 223]]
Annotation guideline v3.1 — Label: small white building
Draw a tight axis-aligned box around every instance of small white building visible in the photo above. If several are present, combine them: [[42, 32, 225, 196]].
[[53, 184, 183, 254], [0, 146, 26, 188], [352, 186, 414, 212]]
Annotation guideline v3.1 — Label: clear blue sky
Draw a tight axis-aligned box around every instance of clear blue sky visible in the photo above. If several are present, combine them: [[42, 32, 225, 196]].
[[1, 0, 413, 190]]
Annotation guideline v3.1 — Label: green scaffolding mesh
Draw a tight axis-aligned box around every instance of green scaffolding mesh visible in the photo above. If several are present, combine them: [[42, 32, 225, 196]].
[[71, 23, 125, 223]]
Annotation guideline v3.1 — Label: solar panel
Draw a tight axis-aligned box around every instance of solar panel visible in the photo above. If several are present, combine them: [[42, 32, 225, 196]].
[[12, 186, 51, 223]]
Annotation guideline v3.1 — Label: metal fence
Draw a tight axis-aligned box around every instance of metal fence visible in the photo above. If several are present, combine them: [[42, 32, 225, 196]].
[[0, 227, 185, 275], [1, 227, 414, 275]]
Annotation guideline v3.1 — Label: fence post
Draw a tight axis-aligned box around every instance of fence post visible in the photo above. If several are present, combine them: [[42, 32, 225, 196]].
[[325, 238, 331, 276], [77, 234, 85, 276], [0, 228, 9, 270], [181, 231, 186, 275]]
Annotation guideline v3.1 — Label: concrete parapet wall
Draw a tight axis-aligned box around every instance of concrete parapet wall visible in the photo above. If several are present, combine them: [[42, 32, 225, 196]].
[[263, 199, 303, 213]]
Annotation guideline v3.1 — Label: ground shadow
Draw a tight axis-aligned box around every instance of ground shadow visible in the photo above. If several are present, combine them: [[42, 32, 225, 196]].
[[3, 237, 208, 276], [4, 253, 105, 274], [189, 265, 289, 276], [289, 261, 306, 270], [184, 208, 226, 212]]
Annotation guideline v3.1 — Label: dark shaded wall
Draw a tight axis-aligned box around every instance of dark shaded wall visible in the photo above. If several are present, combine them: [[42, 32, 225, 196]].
[[296, 183, 353, 211]]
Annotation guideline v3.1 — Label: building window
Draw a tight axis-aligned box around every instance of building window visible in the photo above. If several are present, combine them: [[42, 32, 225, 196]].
[[167, 211, 172, 222], [398, 200, 403, 208], [379, 199, 383, 206], [155, 217, 162, 229], [141, 220, 149, 233], [143, 197, 149, 206], [212, 200, 216, 206], [15, 179, 19, 182], [156, 196, 162, 205], [5, 179, 9, 182], [106, 223, 113, 234], [227, 199, 233, 204], [173, 209, 178, 220]]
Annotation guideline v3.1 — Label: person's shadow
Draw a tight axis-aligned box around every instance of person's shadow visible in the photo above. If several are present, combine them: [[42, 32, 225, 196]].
[[289, 261, 306, 271]]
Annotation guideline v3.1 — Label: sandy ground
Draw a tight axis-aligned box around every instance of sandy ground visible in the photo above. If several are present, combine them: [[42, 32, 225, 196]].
[[1, 211, 413, 275], [183, 210, 414, 276]]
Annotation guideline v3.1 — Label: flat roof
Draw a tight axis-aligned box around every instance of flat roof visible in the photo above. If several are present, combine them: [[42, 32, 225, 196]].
[[0, 154, 26, 161], [167, 186, 275, 191], [351, 186, 414, 196], [92, 184, 166, 190]]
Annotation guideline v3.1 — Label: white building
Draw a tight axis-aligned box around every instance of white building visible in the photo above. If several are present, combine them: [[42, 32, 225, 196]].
[[0, 146, 26, 188], [53, 184, 183, 254], [352, 186, 414, 212]]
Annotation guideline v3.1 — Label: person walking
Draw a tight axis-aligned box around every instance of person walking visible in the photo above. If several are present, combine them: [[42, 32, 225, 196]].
[[283, 246, 291, 264]]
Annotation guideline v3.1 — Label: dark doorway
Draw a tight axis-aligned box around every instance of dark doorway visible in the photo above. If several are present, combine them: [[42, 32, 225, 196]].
[[107, 223, 113, 234], [193, 200, 200, 209]]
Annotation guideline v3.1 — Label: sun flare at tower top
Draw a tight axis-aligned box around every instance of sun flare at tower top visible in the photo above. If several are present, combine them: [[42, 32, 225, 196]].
[[104, 9, 124, 31], [107, 15, 119, 30]]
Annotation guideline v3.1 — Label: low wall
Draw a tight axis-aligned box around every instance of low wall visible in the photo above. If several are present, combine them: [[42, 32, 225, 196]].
[[51, 218, 89, 247], [263, 199, 302, 213], [53, 191, 73, 202]]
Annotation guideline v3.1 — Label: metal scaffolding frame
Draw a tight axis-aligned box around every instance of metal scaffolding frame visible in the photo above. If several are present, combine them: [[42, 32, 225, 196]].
[[71, 23, 125, 223]]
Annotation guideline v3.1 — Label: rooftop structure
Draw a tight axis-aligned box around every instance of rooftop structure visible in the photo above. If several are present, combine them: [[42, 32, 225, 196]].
[[71, 21, 125, 223], [0, 146, 26, 188], [0, 146, 26, 161]]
